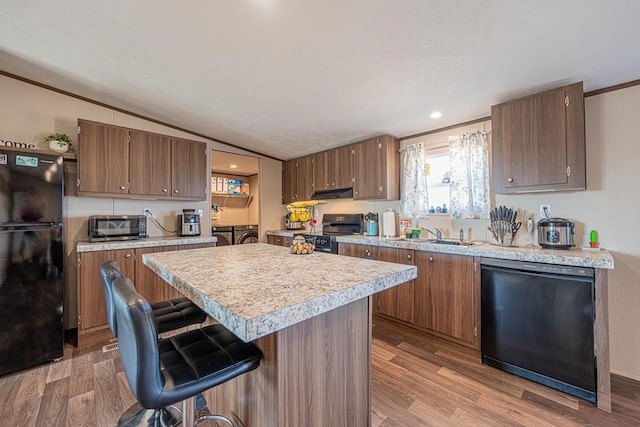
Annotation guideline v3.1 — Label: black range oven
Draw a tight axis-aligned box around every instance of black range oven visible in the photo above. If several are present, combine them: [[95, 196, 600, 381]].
[[304, 213, 364, 253]]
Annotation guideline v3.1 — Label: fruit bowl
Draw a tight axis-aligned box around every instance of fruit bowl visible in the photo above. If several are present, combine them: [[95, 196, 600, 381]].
[[290, 235, 316, 255]]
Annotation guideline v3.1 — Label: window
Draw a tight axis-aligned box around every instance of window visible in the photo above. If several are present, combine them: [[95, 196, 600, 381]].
[[425, 151, 451, 214]]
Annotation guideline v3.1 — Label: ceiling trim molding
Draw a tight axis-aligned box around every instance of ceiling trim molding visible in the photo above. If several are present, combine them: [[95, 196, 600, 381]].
[[0, 69, 282, 162], [399, 116, 491, 141], [585, 79, 640, 97]]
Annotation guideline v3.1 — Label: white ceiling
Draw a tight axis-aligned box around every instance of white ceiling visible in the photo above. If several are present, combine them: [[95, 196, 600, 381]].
[[1, 1, 639, 160]]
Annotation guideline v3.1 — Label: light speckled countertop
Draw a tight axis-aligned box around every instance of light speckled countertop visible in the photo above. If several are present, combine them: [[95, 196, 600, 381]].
[[143, 243, 417, 341], [77, 236, 217, 253], [335, 235, 614, 269]]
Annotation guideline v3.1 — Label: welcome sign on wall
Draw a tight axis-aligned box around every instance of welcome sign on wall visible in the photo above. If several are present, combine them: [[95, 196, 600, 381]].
[[0, 138, 37, 149]]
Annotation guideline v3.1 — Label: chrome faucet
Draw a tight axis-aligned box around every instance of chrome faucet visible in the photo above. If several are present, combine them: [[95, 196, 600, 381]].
[[422, 227, 442, 240]]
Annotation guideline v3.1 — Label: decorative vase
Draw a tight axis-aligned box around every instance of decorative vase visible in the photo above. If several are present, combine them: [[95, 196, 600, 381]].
[[49, 140, 69, 153]]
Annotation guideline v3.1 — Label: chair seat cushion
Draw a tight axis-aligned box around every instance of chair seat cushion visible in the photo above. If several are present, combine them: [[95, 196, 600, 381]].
[[147, 324, 262, 408], [150, 297, 207, 334]]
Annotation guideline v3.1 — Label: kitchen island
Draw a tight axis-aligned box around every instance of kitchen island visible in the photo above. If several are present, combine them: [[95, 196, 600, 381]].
[[143, 243, 417, 426]]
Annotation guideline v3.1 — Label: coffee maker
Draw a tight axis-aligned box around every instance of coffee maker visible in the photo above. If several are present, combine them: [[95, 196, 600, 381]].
[[177, 209, 201, 236]]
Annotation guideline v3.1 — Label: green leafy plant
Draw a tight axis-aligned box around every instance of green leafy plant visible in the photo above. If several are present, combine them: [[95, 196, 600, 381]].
[[42, 132, 71, 146]]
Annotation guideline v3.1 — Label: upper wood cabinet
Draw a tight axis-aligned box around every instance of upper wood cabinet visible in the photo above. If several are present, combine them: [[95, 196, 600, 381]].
[[282, 156, 313, 204], [171, 137, 208, 199], [414, 251, 478, 348], [297, 155, 314, 201], [282, 159, 297, 204], [78, 119, 207, 200], [313, 145, 354, 191], [129, 130, 172, 196], [77, 120, 130, 194], [491, 82, 586, 193], [353, 135, 399, 200]]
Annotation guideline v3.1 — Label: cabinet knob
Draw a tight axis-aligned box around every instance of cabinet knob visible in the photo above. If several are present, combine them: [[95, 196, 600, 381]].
[[174, 190, 179, 194], [506, 177, 514, 183], [331, 182, 335, 187], [125, 253, 132, 258], [120, 186, 126, 190], [163, 188, 168, 193], [326, 183, 330, 188], [429, 256, 434, 262]]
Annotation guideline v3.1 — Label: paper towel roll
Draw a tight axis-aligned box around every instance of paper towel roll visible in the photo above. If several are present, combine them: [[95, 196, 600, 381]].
[[382, 210, 396, 237]]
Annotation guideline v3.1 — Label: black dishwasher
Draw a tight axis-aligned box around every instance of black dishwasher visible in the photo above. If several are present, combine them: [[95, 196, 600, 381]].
[[480, 258, 596, 403]]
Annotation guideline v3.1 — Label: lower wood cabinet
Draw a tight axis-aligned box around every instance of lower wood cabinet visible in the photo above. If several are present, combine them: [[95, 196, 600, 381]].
[[267, 235, 293, 247], [77, 242, 216, 346], [338, 242, 479, 349], [338, 243, 415, 324], [414, 251, 478, 348]]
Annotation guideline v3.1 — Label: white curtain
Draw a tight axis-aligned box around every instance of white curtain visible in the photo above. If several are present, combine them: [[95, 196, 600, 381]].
[[448, 131, 490, 219], [400, 142, 429, 219]]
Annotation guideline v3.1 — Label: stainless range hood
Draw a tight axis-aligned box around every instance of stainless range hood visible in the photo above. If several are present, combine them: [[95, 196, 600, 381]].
[[311, 188, 353, 200]]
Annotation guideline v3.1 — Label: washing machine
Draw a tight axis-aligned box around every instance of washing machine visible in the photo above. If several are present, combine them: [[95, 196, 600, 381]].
[[233, 225, 259, 244], [211, 226, 233, 246]]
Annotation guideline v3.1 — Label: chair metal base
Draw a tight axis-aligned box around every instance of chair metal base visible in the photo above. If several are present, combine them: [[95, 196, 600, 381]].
[[117, 404, 181, 427], [117, 394, 209, 427]]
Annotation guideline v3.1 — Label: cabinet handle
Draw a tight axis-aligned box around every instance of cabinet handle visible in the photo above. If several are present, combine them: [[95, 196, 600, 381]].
[[326, 183, 330, 188], [428, 256, 434, 262], [120, 186, 126, 190], [125, 253, 132, 258], [331, 182, 335, 187], [163, 188, 168, 193], [406, 254, 412, 264], [174, 190, 179, 193], [506, 177, 514, 183]]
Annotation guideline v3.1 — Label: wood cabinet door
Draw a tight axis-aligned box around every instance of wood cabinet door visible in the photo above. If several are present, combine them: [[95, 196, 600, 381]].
[[414, 251, 475, 345], [374, 247, 415, 323], [332, 145, 354, 189], [171, 138, 207, 199], [500, 87, 567, 189], [282, 159, 297, 204], [312, 151, 331, 191], [78, 249, 135, 331], [353, 138, 382, 199], [135, 246, 179, 303], [77, 119, 130, 194], [296, 155, 314, 201], [129, 130, 172, 196]]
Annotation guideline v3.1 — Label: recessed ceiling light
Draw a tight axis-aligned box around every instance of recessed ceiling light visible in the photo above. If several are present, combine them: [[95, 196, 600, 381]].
[[229, 164, 238, 169], [430, 111, 442, 119]]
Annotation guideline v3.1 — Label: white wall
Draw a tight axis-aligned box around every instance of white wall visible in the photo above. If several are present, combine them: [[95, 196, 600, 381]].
[[0, 74, 283, 328]]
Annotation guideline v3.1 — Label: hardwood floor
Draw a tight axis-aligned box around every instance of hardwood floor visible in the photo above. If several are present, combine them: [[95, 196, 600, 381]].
[[1, 318, 638, 426]]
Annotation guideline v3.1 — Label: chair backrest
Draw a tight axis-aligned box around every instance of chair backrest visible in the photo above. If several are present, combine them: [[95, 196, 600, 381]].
[[99, 260, 124, 335], [112, 276, 165, 408]]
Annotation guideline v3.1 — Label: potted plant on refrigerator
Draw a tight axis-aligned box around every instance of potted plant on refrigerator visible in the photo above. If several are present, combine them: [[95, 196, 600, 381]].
[[42, 133, 72, 153]]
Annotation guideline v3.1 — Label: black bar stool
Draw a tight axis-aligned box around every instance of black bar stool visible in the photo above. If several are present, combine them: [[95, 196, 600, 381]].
[[112, 276, 262, 426], [100, 260, 208, 426]]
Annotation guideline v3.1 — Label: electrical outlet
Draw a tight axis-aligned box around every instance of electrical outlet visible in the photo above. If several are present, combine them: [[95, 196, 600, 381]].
[[539, 204, 551, 219], [197, 209, 203, 216]]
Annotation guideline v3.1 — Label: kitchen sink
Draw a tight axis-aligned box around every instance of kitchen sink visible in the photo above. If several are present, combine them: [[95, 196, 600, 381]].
[[384, 237, 480, 246]]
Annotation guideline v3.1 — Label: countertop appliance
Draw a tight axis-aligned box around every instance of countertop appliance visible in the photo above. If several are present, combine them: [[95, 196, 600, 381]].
[[88, 215, 147, 242], [303, 213, 364, 253], [233, 225, 259, 244], [211, 226, 233, 246], [284, 213, 303, 230], [364, 212, 378, 236], [481, 258, 596, 403], [537, 217, 574, 248], [0, 149, 64, 375], [177, 209, 201, 237]]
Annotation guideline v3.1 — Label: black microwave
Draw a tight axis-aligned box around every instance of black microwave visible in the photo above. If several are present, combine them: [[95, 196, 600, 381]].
[[88, 215, 148, 242]]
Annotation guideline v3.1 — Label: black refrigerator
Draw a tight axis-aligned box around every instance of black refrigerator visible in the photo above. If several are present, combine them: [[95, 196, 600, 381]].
[[0, 149, 64, 376]]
